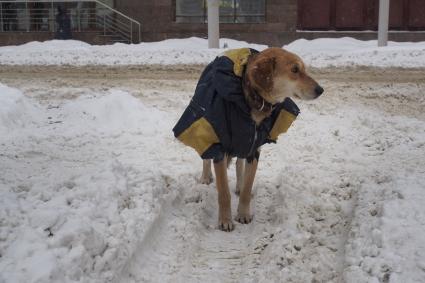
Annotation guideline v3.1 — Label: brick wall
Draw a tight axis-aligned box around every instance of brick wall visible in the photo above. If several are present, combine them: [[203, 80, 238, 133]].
[[1, 0, 425, 46], [114, 0, 425, 46], [115, 0, 299, 46]]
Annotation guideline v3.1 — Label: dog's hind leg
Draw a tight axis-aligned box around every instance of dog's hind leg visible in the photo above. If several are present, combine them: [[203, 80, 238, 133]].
[[213, 156, 234, 231], [236, 151, 259, 224], [200, 159, 213, 184], [235, 158, 245, 195]]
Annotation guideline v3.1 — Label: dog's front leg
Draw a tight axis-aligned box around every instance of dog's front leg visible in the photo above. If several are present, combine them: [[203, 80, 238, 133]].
[[213, 156, 234, 231], [200, 159, 213, 184], [236, 151, 259, 224]]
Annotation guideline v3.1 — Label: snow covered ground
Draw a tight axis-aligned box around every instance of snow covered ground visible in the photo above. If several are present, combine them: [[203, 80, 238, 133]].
[[1, 36, 425, 282], [1, 37, 425, 67], [0, 63, 424, 282]]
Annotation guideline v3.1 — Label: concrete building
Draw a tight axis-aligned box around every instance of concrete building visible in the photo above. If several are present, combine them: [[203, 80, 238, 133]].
[[1, 0, 425, 46]]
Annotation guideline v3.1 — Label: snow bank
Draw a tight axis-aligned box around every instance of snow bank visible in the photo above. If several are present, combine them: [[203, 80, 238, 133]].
[[58, 90, 167, 135], [0, 160, 173, 283], [2, 36, 425, 67], [0, 84, 166, 136], [0, 162, 171, 282], [0, 85, 178, 282], [0, 37, 267, 66], [285, 37, 425, 68]]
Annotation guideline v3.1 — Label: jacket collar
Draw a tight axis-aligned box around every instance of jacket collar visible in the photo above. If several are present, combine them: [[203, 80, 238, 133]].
[[242, 70, 275, 113]]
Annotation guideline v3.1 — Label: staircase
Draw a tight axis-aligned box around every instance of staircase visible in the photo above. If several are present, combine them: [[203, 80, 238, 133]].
[[98, 32, 129, 44], [94, 0, 141, 44]]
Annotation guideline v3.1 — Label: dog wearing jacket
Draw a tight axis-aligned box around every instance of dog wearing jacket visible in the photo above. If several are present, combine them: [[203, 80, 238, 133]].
[[173, 47, 324, 231]]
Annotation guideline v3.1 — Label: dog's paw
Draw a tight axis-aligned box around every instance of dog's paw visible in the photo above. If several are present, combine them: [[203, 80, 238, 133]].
[[199, 174, 213, 185], [218, 218, 234, 232], [235, 212, 253, 224]]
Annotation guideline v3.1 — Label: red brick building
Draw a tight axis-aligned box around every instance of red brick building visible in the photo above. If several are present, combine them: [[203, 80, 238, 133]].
[[124, 0, 425, 45], [1, 0, 425, 46]]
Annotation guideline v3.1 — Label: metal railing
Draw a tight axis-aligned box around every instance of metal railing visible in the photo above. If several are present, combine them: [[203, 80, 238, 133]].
[[0, 0, 141, 43]]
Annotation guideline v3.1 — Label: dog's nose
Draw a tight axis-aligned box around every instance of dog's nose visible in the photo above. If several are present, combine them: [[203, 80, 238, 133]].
[[314, 85, 324, 96]]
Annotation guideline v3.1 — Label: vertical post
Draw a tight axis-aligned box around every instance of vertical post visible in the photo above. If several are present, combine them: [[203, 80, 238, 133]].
[[207, 0, 219, 48], [378, 0, 390, 47], [51, 0, 54, 32], [78, 5, 81, 32], [0, 4, 3, 32], [130, 21, 132, 43], [103, 14, 105, 35], [26, 0, 29, 32], [233, 0, 236, 23]]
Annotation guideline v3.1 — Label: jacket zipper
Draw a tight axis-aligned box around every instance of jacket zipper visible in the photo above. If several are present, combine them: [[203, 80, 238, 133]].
[[249, 122, 257, 157]]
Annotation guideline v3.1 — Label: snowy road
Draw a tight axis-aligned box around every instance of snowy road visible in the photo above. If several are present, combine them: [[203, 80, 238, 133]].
[[1, 66, 424, 283]]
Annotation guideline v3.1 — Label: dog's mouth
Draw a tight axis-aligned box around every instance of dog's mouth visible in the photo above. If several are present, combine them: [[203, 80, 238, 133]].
[[293, 92, 318, 100]]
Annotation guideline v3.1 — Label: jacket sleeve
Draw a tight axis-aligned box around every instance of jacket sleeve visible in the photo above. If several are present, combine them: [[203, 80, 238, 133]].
[[266, 98, 300, 143]]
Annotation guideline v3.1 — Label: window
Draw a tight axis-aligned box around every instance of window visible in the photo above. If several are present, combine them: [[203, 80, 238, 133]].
[[175, 0, 265, 23]]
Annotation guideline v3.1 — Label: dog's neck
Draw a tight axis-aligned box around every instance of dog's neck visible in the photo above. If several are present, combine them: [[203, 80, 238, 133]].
[[242, 71, 274, 124]]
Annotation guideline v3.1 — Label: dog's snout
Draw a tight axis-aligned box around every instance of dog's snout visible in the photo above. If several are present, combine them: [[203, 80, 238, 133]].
[[314, 85, 324, 97]]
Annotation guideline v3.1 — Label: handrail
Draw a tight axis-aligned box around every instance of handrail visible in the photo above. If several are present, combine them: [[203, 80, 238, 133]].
[[0, 0, 141, 43], [101, 17, 129, 39]]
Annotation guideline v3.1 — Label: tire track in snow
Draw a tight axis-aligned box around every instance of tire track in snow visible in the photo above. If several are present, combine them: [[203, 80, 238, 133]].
[[119, 171, 280, 283], [118, 156, 356, 283]]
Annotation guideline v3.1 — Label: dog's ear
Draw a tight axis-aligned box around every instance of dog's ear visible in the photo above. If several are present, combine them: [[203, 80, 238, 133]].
[[250, 56, 276, 93]]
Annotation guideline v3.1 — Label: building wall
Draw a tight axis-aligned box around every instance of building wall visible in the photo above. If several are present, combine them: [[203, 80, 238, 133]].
[[115, 0, 425, 46], [115, 0, 299, 46], [1, 0, 425, 46], [298, 0, 425, 31]]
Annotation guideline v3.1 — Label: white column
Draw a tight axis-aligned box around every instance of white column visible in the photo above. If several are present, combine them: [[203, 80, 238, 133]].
[[378, 0, 390, 47], [207, 0, 219, 49]]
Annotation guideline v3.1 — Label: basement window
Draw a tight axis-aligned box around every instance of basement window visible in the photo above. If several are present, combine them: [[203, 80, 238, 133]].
[[175, 0, 265, 23]]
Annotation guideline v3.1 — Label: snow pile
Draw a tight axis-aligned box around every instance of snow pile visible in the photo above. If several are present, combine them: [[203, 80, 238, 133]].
[[13, 39, 92, 51], [2, 36, 425, 67], [285, 37, 425, 68], [57, 90, 167, 134], [133, 37, 265, 50], [0, 85, 178, 282], [0, 83, 44, 134], [0, 37, 267, 66], [0, 161, 172, 283]]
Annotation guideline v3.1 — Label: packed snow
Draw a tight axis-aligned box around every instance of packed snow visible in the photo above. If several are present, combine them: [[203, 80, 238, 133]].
[[1, 36, 425, 67]]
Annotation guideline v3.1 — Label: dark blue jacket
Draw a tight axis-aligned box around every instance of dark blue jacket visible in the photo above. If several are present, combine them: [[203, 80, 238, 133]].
[[173, 48, 300, 161]]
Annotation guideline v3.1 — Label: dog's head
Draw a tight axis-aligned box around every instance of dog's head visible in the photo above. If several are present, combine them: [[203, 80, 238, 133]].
[[246, 47, 324, 104]]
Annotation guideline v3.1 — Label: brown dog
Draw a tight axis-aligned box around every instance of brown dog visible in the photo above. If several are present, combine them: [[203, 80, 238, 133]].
[[174, 47, 323, 231]]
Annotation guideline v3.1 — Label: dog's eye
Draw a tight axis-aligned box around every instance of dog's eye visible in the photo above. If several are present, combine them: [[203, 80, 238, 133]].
[[291, 65, 299, 74]]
